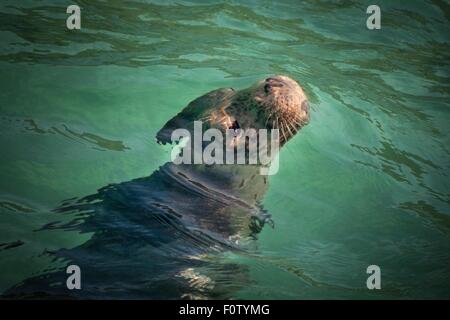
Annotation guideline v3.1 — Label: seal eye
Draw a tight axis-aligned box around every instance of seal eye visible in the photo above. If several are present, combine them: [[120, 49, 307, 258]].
[[264, 84, 271, 93], [301, 100, 309, 111]]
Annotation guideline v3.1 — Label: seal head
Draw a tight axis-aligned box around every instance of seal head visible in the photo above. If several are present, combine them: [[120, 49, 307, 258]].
[[226, 75, 309, 146], [157, 75, 309, 147]]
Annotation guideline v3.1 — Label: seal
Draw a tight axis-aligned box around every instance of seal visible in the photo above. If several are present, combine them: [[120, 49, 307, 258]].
[[157, 75, 309, 147], [3, 75, 310, 299], [155, 75, 309, 205]]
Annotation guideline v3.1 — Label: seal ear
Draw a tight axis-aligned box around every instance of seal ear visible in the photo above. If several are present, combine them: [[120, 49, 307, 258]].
[[156, 87, 234, 144]]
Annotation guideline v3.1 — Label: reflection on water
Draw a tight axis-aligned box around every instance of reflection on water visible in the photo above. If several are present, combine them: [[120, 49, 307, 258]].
[[5, 162, 270, 299], [0, 0, 449, 299], [22, 119, 130, 151]]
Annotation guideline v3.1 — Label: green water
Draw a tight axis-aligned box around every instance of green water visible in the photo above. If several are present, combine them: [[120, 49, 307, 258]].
[[0, 0, 449, 299]]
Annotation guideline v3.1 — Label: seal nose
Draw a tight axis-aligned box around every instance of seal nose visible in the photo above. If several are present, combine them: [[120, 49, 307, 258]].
[[264, 77, 284, 93], [266, 76, 286, 82]]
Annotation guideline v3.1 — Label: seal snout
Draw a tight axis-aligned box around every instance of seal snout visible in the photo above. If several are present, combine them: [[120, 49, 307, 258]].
[[264, 77, 285, 93], [253, 75, 309, 144]]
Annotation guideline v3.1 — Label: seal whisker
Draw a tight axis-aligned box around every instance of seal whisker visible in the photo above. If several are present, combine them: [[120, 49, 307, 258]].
[[274, 117, 280, 129], [265, 110, 276, 128], [264, 113, 273, 128], [279, 121, 288, 144], [287, 121, 299, 135], [292, 116, 306, 127], [283, 119, 295, 138]]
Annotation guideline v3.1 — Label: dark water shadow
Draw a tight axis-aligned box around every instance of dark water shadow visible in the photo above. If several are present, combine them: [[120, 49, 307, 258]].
[[3, 161, 270, 299]]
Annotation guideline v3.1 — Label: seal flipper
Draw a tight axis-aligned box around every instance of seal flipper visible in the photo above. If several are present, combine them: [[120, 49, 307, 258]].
[[156, 88, 234, 144], [241, 202, 274, 241]]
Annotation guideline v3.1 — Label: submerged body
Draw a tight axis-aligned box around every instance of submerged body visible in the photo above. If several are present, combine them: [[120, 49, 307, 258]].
[[4, 75, 309, 299], [5, 162, 269, 299]]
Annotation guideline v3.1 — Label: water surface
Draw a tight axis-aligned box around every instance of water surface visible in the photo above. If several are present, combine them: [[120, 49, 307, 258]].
[[0, 0, 449, 299]]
